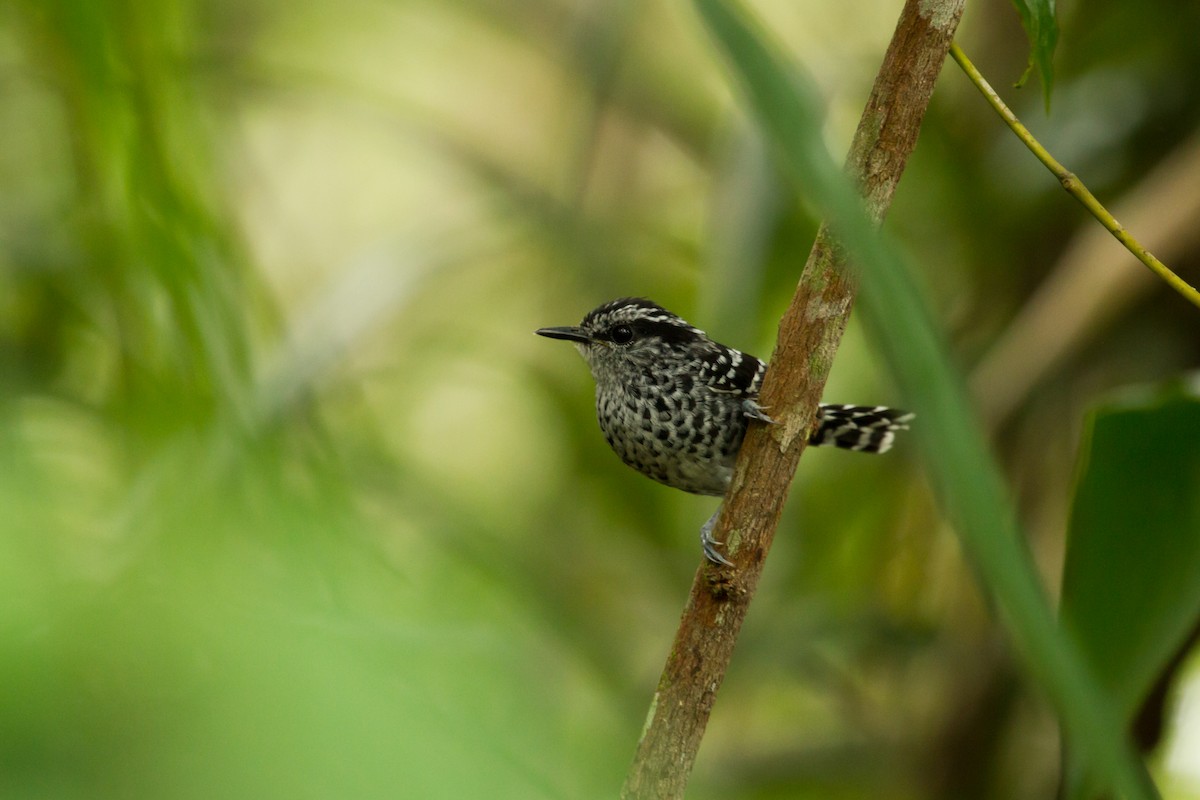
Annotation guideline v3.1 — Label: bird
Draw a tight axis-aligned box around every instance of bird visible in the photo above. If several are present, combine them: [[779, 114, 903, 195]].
[[536, 297, 912, 565]]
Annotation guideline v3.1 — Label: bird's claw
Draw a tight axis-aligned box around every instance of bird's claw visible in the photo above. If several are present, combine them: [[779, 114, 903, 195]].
[[742, 399, 777, 425], [703, 540, 734, 567], [700, 508, 734, 566]]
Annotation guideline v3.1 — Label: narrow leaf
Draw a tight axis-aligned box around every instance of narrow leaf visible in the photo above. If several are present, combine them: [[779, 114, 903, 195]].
[[693, 0, 1152, 796], [1009, 0, 1059, 105]]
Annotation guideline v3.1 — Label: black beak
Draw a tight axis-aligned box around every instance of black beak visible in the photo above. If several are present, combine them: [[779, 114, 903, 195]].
[[536, 326, 591, 344]]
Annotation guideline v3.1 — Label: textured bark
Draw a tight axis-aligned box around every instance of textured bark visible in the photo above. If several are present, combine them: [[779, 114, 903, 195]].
[[620, 1, 965, 797]]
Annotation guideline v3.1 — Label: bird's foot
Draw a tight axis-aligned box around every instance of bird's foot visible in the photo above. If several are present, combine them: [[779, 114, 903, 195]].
[[700, 507, 734, 566], [741, 399, 777, 425]]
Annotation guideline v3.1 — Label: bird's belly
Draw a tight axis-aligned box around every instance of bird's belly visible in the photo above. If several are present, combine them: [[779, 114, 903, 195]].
[[595, 391, 746, 496]]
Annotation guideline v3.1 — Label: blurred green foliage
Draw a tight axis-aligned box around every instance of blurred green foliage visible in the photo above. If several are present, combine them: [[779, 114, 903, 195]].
[[1, 0, 1199, 798]]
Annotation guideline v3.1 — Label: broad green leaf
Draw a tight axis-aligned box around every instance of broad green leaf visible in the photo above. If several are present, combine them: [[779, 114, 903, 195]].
[[692, 0, 1153, 797], [1062, 391, 1200, 719]]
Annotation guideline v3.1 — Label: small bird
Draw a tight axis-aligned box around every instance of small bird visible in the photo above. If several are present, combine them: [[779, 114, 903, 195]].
[[537, 297, 912, 565]]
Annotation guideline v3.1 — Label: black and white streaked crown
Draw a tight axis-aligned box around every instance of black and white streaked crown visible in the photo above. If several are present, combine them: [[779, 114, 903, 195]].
[[581, 297, 686, 328], [580, 297, 705, 339]]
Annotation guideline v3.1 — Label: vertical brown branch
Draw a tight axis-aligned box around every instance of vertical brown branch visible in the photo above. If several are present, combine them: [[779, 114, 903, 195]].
[[620, 1, 964, 797]]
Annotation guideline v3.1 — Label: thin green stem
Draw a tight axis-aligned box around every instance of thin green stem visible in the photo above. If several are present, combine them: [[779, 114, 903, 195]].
[[950, 42, 1200, 311]]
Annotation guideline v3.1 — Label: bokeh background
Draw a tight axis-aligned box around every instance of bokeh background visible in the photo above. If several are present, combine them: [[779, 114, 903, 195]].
[[2, 0, 1199, 797]]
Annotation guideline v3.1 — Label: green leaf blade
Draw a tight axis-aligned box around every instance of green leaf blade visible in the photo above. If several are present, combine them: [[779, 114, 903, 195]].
[[1009, 0, 1059, 104], [1062, 392, 1200, 719]]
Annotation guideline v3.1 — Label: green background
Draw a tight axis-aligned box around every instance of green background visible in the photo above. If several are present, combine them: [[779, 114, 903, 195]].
[[2, 0, 1199, 797]]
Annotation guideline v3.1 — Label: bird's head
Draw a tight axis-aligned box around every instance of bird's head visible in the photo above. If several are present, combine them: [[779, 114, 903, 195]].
[[536, 298, 706, 383]]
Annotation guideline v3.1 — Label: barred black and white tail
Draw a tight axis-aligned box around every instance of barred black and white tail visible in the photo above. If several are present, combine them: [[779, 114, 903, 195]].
[[811, 404, 913, 454]]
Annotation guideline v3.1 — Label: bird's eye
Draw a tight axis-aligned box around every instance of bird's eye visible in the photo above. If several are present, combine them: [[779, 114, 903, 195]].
[[610, 324, 634, 344]]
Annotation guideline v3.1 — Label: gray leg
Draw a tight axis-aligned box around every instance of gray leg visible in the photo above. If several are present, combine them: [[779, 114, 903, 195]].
[[741, 399, 777, 425], [700, 505, 734, 566]]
